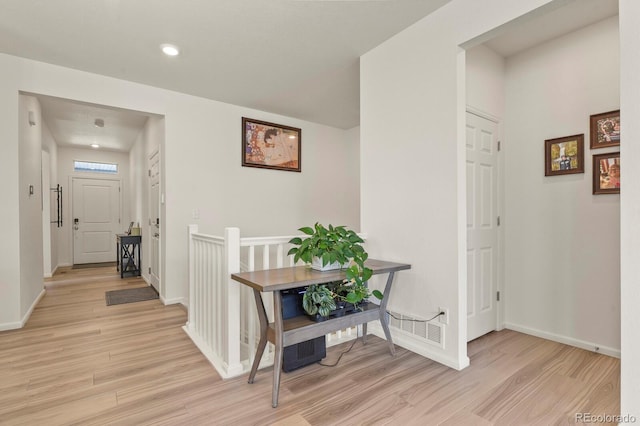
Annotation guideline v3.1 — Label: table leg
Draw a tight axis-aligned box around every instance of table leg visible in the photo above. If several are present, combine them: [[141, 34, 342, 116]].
[[272, 290, 284, 408], [379, 272, 396, 356], [362, 323, 368, 344], [137, 240, 141, 276], [248, 289, 268, 384]]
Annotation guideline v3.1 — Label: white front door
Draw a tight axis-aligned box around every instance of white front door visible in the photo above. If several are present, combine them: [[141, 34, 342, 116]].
[[72, 178, 120, 264], [148, 150, 161, 291], [466, 111, 499, 341]]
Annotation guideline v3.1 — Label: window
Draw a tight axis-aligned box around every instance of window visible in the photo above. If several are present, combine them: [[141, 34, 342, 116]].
[[74, 161, 118, 174]]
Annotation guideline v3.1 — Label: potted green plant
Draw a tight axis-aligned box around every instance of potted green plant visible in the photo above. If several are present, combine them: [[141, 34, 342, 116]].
[[301, 284, 337, 321], [288, 223, 364, 271], [289, 223, 382, 320]]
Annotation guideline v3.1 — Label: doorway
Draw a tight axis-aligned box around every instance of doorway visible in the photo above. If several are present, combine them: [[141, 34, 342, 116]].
[[72, 177, 121, 265], [148, 149, 161, 292], [466, 110, 500, 341]]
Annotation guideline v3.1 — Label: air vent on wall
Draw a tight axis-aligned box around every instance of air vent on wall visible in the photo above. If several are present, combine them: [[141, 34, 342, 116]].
[[387, 311, 444, 348]]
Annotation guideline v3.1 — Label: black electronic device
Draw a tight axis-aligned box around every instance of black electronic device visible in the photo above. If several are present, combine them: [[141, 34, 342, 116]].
[[281, 288, 326, 372]]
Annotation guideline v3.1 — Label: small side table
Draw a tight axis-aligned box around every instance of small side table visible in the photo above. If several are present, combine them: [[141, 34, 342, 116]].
[[116, 234, 142, 278]]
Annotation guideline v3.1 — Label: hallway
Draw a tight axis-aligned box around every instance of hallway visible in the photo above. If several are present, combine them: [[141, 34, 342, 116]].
[[0, 267, 620, 425]]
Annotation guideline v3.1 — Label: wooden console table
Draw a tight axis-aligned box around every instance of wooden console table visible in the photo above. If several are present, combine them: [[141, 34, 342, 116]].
[[231, 259, 411, 407], [116, 234, 141, 278]]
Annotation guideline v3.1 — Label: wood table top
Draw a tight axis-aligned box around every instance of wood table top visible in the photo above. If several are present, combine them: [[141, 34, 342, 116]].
[[230, 259, 411, 292]]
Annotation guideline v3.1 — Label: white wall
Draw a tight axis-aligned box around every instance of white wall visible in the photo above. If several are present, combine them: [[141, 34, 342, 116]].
[[361, 0, 557, 369], [128, 115, 163, 290], [466, 44, 505, 117], [619, 0, 640, 418], [42, 150, 52, 276], [18, 94, 44, 320], [56, 146, 131, 266], [0, 52, 360, 323], [503, 17, 620, 355], [42, 122, 59, 273]]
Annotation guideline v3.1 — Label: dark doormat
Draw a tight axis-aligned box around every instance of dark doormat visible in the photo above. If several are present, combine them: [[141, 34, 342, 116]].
[[105, 286, 159, 306], [73, 262, 117, 269]]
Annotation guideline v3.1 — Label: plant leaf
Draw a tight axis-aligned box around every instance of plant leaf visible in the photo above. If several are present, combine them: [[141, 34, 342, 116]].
[[345, 292, 359, 304], [372, 289, 383, 300], [299, 227, 314, 235]]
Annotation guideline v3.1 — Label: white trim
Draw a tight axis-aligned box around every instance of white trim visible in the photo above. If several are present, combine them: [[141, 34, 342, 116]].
[[0, 321, 22, 331], [1, 288, 46, 331], [162, 296, 187, 308], [44, 264, 59, 279], [504, 322, 620, 359], [182, 325, 245, 379], [466, 104, 500, 123], [368, 322, 470, 370], [21, 289, 46, 327]]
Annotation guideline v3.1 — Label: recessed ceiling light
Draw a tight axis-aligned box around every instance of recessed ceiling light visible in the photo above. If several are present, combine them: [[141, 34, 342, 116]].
[[161, 44, 180, 57], [91, 144, 100, 149]]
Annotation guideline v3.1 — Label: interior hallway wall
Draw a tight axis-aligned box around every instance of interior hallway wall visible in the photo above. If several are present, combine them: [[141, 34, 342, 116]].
[[361, 0, 560, 369], [129, 115, 163, 291], [619, 0, 640, 417], [18, 94, 44, 322], [42, 121, 59, 275], [503, 16, 620, 355]]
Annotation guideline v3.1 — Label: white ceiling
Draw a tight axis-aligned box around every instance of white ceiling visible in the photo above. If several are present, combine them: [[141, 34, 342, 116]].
[[37, 95, 151, 152], [3, 0, 619, 152], [1, 0, 451, 131], [484, 0, 618, 57]]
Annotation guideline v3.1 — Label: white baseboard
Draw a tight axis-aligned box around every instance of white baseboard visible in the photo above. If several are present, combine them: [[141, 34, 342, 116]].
[[162, 296, 186, 308], [44, 264, 62, 278], [182, 324, 245, 379], [0, 320, 23, 331], [21, 289, 46, 327], [504, 322, 620, 358], [0, 288, 46, 331], [368, 322, 470, 370]]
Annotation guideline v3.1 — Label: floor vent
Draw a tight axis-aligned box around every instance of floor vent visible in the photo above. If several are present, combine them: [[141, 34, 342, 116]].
[[387, 311, 445, 348]]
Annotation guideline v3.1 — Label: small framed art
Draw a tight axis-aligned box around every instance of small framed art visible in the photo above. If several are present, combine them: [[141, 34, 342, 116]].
[[544, 134, 584, 176], [590, 110, 620, 149], [242, 117, 301, 172], [593, 152, 620, 195]]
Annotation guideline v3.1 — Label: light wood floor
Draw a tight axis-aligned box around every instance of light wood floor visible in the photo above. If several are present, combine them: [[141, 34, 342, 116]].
[[0, 267, 619, 425]]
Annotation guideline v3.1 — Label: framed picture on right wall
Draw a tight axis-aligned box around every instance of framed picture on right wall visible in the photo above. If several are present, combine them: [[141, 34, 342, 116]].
[[593, 152, 620, 195], [590, 110, 620, 149]]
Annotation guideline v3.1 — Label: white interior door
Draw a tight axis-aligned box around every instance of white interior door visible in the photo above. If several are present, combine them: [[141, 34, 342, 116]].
[[148, 151, 160, 291], [72, 178, 120, 264], [466, 111, 499, 341]]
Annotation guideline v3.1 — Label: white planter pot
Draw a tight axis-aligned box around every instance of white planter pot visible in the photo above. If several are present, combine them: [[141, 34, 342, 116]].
[[311, 257, 350, 271]]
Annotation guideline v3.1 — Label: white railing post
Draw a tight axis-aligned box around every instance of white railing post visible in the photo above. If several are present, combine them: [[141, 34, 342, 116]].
[[224, 227, 244, 376], [187, 224, 199, 329]]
